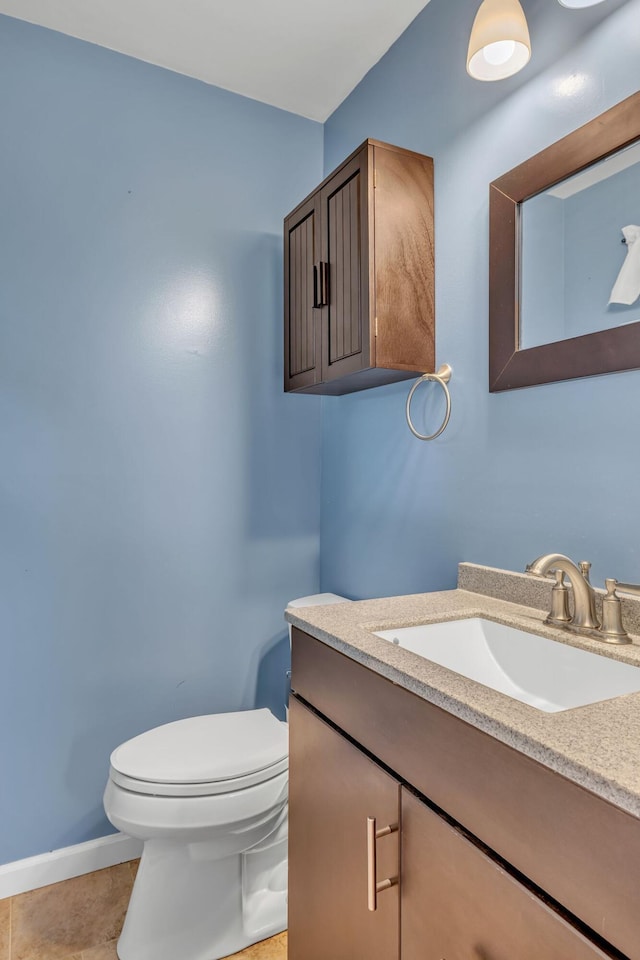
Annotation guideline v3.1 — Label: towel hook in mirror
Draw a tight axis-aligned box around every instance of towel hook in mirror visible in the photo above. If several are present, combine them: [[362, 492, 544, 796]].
[[405, 364, 452, 441]]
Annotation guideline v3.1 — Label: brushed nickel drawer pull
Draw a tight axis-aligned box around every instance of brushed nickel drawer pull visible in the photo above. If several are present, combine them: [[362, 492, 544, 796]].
[[366, 816, 399, 912]]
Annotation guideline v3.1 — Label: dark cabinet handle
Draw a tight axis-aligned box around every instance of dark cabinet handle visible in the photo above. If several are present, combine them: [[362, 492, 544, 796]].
[[313, 262, 329, 307], [313, 264, 320, 308], [319, 261, 329, 306]]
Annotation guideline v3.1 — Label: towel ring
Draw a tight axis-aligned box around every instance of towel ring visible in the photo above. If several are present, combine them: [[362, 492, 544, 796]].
[[405, 364, 452, 441]]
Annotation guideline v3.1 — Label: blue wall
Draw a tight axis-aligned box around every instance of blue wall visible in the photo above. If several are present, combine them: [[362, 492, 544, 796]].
[[3, 0, 640, 869], [0, 16, 322, 864], [320, 0, 640, 601]]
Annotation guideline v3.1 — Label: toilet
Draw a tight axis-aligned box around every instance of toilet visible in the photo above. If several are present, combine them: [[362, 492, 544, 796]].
[[104, 592, 350, 960]]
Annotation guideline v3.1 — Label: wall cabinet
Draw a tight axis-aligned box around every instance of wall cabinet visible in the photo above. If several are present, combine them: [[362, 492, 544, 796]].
[[289, 628, 635, 959], [284, 139, 434, 395]]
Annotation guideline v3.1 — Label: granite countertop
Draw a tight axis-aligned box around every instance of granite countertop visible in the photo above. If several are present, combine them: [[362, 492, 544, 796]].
[[285, 563, 640, 819]]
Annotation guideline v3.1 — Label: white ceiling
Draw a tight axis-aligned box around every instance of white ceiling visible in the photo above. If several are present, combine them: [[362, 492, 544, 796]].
[[0, 0, 432, 121]]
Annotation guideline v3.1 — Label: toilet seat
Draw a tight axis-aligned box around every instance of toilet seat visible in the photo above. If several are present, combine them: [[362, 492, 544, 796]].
[[109, 708, 288, 798], [110, 756, 288, 797]]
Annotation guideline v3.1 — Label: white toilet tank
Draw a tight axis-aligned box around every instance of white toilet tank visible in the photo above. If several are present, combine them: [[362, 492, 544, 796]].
[[285, 593, 351, 718], [286, 592, 351, 644]]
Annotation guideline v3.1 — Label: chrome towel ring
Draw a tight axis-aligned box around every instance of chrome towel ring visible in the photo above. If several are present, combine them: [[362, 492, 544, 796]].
[[405, 364, 452, 441]]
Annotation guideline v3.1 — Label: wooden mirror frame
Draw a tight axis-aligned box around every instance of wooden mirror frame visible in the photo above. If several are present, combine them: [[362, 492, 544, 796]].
[[489, 91, 640, 392]]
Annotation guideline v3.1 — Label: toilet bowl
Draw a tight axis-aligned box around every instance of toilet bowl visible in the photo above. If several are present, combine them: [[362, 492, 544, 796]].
[[104, 593, 350, 960], [104, 709, 288, 960]]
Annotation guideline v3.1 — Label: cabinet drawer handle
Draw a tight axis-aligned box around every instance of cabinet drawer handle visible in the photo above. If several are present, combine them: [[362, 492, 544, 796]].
[[366, 816, 399, 912]]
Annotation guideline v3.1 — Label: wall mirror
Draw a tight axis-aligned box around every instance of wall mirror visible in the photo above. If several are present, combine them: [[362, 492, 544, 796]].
[[489, 92, 640, 391]]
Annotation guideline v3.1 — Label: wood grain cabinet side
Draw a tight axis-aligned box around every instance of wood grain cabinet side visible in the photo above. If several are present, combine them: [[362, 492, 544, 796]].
[[284, 139, 434, 395]]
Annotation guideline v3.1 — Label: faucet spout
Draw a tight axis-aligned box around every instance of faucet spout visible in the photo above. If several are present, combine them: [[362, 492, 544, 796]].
[[526, 553, 600, 630]]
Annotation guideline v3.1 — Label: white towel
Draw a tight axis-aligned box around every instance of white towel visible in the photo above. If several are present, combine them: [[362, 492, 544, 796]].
[[609, 225, 640, 306]]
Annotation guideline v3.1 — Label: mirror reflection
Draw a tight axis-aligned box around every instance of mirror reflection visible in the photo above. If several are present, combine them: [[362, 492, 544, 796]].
[[520, 140, 640, 350]]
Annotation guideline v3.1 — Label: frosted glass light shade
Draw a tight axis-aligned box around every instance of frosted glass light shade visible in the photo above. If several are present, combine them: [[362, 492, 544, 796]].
[[467, 0, 531, 81], [558, 0, 606, 6]]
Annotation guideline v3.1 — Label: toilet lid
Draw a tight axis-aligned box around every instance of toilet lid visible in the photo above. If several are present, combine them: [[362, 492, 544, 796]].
[[110, 708, 288, 787]]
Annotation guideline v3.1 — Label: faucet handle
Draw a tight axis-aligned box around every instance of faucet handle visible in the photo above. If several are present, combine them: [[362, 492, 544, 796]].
[[600, 579, 632, 644], [607, 578, 640, 598], [548, 570, 571, 624]]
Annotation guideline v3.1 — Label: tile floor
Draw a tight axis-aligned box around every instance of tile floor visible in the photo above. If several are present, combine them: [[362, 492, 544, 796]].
[[0, 927, 286, 960], [228, 932, 287, 959], [0, 862, 137, 960], [0, 860, 286, 960], [2, 932, 288, 960]]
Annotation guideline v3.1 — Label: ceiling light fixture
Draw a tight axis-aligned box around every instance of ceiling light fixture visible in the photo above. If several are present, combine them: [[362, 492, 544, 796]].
[[558, 0, 607, 7], [467, 0, 532, 81]]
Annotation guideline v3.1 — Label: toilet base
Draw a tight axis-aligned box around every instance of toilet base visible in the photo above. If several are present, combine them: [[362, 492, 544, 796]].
[[117, 835, 287, 960]]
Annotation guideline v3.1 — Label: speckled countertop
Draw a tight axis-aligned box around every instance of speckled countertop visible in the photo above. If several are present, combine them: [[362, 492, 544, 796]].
[[285, 563, 640, 819]]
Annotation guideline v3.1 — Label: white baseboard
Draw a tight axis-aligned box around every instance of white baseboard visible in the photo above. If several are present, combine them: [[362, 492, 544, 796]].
[[0, 833, 143, 900]]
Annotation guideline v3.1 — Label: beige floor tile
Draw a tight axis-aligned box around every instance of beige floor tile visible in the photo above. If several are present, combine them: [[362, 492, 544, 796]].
[[78, 928, 286, 960], [11, 864, 134, 960], [226, 931, 287, 959], [81, 940, 118, 960], [0, 899, 10, 960]]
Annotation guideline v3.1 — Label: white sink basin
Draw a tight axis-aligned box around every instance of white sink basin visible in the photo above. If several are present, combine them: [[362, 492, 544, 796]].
[[374, 618, 640, 713]]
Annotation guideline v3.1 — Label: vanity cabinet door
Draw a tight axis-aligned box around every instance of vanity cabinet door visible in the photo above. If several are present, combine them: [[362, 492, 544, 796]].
[[401, 788, 615, 960], [288, 696, 400, 960]]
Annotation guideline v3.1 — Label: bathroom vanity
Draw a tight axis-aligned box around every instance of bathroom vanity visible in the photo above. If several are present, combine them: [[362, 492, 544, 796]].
[[286, 565, 640, 960]]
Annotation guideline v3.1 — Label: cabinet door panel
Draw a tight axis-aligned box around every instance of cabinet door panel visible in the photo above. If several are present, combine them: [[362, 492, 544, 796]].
[[284, 194, 321, 390], [320, 150, 371, 382], [288, 697, 400, 960], [402, 789, 614, 960], [328, 173, 361, 362]]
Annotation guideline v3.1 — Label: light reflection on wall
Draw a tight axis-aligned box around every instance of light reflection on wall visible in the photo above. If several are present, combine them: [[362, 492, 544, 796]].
[[553, 71, 591, 98], [157, 270, 224, 355]]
